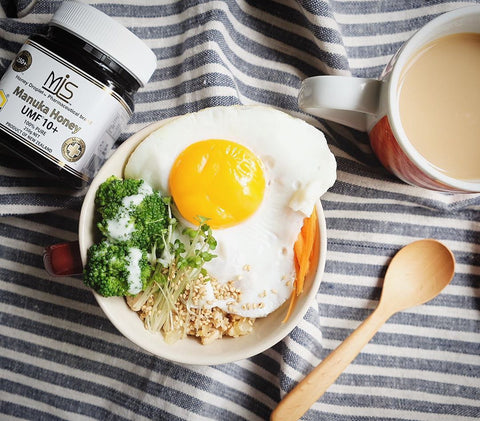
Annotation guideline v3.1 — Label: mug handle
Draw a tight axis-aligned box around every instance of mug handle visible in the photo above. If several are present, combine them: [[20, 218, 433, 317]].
[[298, 76, 382, 131]]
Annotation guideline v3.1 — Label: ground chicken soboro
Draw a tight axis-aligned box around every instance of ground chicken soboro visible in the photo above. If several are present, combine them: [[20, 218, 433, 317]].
[[126, 277, 255, 344]]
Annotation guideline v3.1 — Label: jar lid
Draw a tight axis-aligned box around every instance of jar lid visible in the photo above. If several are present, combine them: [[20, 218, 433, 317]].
[[50, 1, 156, 87]]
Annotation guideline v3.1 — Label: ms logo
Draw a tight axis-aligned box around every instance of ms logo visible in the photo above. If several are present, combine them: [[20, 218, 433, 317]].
[[0, 90, 7, 109]]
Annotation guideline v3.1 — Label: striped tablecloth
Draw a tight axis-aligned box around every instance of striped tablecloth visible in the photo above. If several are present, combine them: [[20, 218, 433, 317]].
[[1, 1, 479, 420]]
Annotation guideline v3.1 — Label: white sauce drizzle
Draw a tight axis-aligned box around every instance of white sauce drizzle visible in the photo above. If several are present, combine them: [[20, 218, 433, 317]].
[[127, 247, 143, 294], [105, 181, 153, 241]]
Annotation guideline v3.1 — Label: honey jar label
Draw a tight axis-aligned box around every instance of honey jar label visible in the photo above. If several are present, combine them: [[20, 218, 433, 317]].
[[0, 40, 131, 181]]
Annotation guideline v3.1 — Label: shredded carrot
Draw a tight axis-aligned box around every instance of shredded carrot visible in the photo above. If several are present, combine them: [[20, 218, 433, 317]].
[[293, 232, 304, 267], [282, 207, 318, 323], [282, 281, 297, 324], [296, 208, 317, 295]]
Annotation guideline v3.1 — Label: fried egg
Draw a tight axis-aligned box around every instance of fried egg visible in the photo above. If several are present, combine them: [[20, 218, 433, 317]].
[[124, 106, 336, 318]]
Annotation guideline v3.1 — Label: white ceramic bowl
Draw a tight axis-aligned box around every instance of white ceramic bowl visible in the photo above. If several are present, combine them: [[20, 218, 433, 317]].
[[78, 120, 328, 365]]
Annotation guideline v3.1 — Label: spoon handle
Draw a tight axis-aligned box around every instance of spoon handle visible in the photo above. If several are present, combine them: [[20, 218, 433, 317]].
[[271, 305, 392, 421]]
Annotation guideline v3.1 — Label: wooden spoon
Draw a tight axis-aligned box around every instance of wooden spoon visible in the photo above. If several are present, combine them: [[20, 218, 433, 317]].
[[271, 239, 455, 421]]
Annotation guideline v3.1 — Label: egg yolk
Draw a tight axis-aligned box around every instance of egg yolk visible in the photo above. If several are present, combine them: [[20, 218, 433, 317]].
[[169, 139, 266, 229]]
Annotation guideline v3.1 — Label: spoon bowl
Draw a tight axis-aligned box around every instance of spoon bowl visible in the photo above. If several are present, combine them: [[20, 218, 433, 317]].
[[271, 239, 455, 421], [379, 239, 455, 314]]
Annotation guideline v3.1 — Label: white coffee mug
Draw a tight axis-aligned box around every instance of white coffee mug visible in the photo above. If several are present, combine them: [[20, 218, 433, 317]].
[[299, 6, 480, 193]]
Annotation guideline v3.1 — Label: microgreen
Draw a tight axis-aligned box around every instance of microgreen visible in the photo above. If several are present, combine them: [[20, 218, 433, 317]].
[[129, 201, 217, 340]]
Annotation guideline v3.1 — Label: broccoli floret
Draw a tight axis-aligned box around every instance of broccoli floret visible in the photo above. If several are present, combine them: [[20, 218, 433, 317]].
[[84, 240, 152, 297], [129, 192, 170, 250], [84, 176, 170, 297], [95, 175, 144, 220], [95, 176, 169, 250]]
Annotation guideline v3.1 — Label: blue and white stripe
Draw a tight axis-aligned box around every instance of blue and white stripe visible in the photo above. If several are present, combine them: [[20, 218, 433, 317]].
[[1, 1, 479, 420]]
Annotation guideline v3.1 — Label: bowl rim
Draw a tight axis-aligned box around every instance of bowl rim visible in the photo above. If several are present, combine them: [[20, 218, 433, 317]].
[[78, 118, 328, 365]]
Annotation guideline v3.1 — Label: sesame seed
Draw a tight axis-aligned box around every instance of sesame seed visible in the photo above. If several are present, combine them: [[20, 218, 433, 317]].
[[129, 273, 256, 345]]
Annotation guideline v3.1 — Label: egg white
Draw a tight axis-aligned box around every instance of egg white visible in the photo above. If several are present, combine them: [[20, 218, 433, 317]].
[[124, 106, 336, 318]]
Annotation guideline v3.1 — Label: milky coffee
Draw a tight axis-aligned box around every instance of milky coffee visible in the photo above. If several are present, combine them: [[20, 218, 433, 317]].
[[398, 33, 480, 181]]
